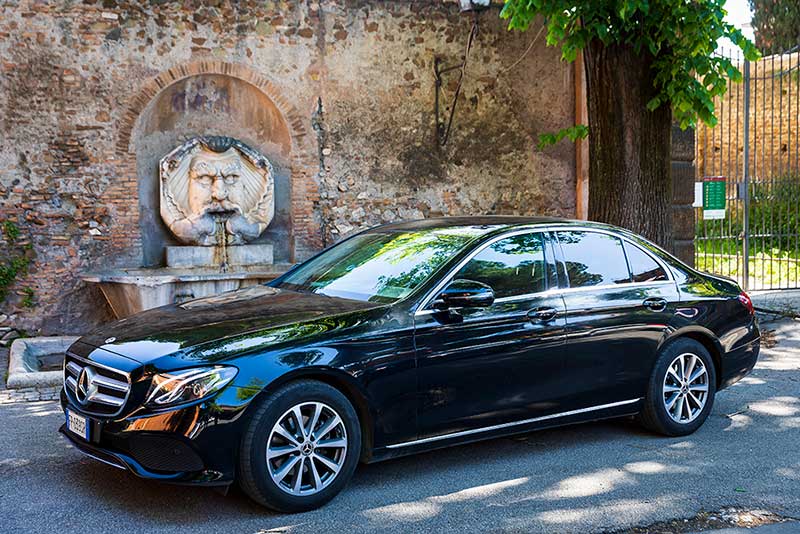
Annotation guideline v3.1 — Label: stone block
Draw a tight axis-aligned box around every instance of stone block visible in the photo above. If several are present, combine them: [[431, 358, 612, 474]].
[[228, 245, 275, 266], [671, 205, 696, 241], [671, 122, 696, 162], [166, 244, 274, 268], [672, 240, 696, 267], [672, 161, 697, 204]]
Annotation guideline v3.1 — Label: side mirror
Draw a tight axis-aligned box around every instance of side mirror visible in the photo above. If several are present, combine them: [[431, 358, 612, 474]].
[[434, 279, 495, 310]]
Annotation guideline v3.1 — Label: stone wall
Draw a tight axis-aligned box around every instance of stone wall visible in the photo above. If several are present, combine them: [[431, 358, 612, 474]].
[[0, 0, 577, 334]]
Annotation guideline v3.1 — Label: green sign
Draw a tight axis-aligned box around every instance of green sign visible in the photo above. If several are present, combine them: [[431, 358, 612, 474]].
[[702, 178, 726, 220]]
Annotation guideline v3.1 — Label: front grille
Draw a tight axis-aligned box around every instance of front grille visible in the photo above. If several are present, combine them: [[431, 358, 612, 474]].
[[64, 353, 131, 417]]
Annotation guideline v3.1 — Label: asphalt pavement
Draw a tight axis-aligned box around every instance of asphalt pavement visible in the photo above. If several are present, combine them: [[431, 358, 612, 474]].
[[1, 319, 798, 534]]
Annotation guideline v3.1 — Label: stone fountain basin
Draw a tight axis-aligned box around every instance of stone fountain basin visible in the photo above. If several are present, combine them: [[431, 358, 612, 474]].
[[81, 265, 292, 319], [7, 336, 78, 389]]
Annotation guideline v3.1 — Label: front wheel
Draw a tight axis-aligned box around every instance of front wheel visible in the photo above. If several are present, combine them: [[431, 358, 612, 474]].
[[639, 338, 717, 436], [238, 380, 361, 512]]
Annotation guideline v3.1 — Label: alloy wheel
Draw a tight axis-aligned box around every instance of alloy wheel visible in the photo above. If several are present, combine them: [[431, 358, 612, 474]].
[[662, 352, 709, 424], [266, 401, 348, 496]]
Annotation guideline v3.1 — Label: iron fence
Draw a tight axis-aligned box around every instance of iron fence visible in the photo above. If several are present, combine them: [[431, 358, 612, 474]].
[[695, 45, 800, 290]]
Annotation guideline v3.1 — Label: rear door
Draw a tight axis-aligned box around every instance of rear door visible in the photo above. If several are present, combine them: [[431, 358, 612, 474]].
[[554, 230, 680, 410]]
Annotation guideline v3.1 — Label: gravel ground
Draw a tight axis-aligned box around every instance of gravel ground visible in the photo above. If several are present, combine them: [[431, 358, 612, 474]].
[[1, 319, 798, 534]]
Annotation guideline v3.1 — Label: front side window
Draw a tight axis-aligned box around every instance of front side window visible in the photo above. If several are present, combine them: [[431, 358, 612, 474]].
[[454, 232, 547, 299], [557, 231, 631, 287], [273, 227, 487, 303], [625, 242, 669, 283]]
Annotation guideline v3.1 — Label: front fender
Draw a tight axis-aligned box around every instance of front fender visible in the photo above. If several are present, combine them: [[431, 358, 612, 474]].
[[232, 360, 378, 460]]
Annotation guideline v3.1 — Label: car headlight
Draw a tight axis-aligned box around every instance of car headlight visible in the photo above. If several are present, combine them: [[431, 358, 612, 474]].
[[145, 366, 238, 407]]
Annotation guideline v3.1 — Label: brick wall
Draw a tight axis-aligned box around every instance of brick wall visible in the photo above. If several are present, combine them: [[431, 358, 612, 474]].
[[0, 0, 577, 334]]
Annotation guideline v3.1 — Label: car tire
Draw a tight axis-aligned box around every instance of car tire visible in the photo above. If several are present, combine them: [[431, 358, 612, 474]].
[[638, 338, 717, 436], [238, 380, 361, 512]]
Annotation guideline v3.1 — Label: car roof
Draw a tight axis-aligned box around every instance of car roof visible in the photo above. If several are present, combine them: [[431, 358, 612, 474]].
[[368, 216, 619, 234]]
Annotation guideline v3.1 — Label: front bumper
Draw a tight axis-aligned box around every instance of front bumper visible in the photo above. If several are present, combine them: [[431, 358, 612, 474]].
[[59, 386, 253, 486]]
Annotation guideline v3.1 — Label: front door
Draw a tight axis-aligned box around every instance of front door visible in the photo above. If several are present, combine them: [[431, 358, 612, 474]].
[[414, 231, 568, 440]]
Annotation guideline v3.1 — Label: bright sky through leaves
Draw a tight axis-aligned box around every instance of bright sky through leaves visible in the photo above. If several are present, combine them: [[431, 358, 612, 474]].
[[720, 0, 754, 52]]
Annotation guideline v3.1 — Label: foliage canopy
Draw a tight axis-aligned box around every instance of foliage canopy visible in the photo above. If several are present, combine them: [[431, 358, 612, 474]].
[[501, 0, 761, 129]]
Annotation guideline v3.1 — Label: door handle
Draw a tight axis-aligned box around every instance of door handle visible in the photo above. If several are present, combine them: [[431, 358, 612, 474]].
[[643, 297, 668, 312], [528, 307, 558, 323]]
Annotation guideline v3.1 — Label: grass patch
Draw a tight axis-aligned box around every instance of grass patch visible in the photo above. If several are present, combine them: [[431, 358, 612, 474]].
[[695, 252, 800, 289]]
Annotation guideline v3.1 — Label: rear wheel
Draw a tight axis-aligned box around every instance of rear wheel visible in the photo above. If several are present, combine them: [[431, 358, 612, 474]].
[[639, 338, 717, 436], [238, 380, 361, 512]]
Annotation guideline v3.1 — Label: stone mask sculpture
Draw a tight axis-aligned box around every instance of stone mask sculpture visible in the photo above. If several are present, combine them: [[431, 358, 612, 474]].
[[160, 136, 275, 246]]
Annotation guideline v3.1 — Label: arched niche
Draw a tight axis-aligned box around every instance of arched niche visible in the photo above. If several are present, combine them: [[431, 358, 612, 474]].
[[130, 72, 294, 266]]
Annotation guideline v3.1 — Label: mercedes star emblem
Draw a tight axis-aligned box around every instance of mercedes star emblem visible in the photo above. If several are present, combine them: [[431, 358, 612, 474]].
[[76, 367, 99, 406]]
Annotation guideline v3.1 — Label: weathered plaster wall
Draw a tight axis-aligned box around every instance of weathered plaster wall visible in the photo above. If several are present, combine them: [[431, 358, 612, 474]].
[[0, 0, 576, 334]]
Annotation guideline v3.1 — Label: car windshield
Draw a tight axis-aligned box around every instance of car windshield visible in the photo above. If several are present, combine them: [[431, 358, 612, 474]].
[[273, 227, 487, 303]]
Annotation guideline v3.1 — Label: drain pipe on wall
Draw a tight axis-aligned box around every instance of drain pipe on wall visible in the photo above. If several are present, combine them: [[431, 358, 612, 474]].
[[434, 0, 490, 146]]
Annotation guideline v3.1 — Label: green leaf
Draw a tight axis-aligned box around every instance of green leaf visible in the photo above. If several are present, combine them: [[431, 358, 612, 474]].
[[537, 124, 589, 149], [646, 96, 661, 111]]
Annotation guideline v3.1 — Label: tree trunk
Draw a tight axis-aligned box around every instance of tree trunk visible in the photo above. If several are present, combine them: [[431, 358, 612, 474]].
[[584, 40, 673, 250]]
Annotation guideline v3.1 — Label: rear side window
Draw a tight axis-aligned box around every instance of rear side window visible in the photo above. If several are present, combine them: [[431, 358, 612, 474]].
[[557, 231, 631, 287], [455, 232, 546, 298], [625, 243, 669, 283]]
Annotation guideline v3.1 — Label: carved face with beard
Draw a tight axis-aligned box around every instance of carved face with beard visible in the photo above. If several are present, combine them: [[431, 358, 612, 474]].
[[187, 149, 246, 218], [159, 137, 275, 246]]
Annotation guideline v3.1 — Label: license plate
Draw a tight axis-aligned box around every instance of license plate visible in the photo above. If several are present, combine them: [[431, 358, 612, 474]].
[[66, 408, 90, 441]]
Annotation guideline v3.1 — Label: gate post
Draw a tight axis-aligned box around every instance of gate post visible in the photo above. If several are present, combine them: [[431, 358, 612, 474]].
[[741, 59, 751, 290], [672, 123, 697, 266]]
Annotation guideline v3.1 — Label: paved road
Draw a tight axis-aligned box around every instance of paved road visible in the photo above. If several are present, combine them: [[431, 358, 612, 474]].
[[2, 319, 799, 534]]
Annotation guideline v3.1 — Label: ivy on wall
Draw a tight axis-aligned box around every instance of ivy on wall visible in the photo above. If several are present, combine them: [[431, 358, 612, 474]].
[[0, 220, 34, 307]]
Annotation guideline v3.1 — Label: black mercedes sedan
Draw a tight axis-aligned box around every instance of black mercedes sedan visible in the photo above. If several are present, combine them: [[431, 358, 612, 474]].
[[60, 217, 760, 512]]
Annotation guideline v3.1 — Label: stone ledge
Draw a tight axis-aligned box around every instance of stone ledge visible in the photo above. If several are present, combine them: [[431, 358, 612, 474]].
[[81, 264, 292, 285]]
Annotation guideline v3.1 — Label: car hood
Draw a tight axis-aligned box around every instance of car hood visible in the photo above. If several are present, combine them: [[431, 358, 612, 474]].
[[77, 286, 386, 365]]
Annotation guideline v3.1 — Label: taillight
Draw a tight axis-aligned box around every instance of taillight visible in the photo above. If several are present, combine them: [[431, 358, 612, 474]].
[[738, 291, 755, 315]]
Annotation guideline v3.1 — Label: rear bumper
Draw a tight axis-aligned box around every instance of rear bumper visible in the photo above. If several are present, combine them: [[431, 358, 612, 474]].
[[59, 387, 250, 486], [719, 336, 761, 390]]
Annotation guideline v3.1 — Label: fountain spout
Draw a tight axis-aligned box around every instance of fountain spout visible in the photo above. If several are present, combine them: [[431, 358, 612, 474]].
[[213, 215, 230, 273]]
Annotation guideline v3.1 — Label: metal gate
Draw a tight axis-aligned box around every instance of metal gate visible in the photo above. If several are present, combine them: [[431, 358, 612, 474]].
[[695, 45, 800, 290]]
